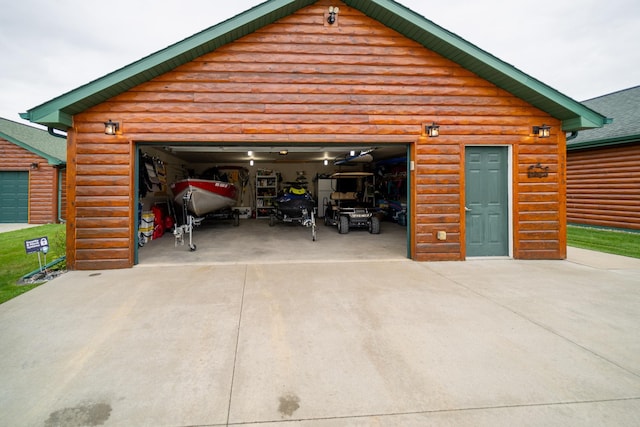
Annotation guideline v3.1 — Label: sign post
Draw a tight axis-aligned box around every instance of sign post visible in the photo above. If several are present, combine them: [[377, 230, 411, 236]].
[[24, 237, 49, 272]]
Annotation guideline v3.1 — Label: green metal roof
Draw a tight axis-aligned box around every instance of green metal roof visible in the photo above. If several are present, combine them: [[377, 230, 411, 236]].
[[567, 85, 640, 151], [0, 117, 66, 165], [21, 0, 608, 133]]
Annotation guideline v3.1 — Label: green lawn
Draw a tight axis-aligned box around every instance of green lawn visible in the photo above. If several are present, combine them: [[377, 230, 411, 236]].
[[0, 224, 66, 305], [567, 225, 640, 259]]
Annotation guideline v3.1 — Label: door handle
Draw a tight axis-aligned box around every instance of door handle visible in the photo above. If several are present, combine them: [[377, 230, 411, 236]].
[[465, 206, 472, 212]]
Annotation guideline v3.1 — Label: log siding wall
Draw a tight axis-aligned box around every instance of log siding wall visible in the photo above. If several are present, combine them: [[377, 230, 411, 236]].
[[68, 0, 565, 269], [0, 138, 63, 224], [567, 143, 640, 230]]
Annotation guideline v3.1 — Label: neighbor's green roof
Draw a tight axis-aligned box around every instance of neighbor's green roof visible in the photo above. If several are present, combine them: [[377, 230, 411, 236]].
[[567, 85, 640, 151], [21, 0, 608, 132], [0, 117, 66, 165]]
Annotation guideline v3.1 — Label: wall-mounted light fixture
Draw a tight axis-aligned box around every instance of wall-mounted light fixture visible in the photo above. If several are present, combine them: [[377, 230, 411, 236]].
[[30, 162, 39, 170], [104, 119, 119, 135], [279, 150, 288, 156], [532, 124, 551, 138], [327, 6, 339, 24], [324, 159, 329, 166], [249, 159, 254, 166], [426, 122, 440, 137], [247, 150, 253, 156]]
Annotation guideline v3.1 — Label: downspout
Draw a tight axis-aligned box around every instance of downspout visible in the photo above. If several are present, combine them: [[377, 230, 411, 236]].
[[47, 127, 66, 223], [57, 167, 65, 224], [566, 131, 579, 142]]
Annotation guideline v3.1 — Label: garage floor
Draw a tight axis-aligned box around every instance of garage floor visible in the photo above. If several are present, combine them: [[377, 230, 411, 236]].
[[138, 217, 408, 266]]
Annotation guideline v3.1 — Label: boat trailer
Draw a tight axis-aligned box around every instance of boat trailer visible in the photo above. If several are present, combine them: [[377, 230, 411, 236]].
[[173, 190, 201, 251]]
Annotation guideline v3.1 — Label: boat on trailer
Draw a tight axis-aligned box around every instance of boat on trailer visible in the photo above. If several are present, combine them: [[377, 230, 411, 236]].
[[170, 178, 237, 217]]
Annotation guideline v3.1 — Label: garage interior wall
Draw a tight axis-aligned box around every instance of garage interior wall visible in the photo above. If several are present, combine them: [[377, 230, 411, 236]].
[[138, 145, 377, 214]]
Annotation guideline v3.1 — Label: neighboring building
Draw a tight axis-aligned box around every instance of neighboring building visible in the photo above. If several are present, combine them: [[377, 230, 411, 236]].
[[567, 85, 640, 231], [0, 118, 67, 224], [20, 0, 607, 270]]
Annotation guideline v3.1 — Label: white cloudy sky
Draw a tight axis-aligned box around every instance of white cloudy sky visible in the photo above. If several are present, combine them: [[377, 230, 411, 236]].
[[1, 0, 638, 125]]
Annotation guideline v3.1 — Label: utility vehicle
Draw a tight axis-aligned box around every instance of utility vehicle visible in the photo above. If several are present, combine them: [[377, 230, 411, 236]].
[[323, 172, 381, 234]]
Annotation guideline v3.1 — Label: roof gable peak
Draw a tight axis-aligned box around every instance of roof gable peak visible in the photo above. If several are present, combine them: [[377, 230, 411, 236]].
[[21, 0, 608, 132]]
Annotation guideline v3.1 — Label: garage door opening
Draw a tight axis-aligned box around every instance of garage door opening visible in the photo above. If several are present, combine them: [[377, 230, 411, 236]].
[[134, 143, 409, 265]]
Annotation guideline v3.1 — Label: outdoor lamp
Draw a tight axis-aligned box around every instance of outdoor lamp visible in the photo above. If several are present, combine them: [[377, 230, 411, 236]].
[[104, 119, 119, 135], [328, 6, 339, 24], [533, 124, 551, 138], [426, 122, 440, 137]]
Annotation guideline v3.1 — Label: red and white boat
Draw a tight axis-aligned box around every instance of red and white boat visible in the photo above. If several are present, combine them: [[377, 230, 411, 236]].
[[171, 178, 237, 217]]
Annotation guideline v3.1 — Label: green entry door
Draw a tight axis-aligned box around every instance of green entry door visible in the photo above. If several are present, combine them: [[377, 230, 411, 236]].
[[465, 146, 509, 257], [0, 171, 29, 223]]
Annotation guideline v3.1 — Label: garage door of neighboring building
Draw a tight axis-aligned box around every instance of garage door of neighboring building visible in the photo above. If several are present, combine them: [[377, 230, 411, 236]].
[[0, 171, 29, 223]]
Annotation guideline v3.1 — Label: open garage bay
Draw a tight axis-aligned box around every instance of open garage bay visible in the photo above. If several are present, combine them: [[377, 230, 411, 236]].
[[138, 217, 408, 266]]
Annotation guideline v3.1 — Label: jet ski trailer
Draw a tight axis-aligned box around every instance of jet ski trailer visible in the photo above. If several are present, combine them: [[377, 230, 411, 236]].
[[269, 184, 317, 241]]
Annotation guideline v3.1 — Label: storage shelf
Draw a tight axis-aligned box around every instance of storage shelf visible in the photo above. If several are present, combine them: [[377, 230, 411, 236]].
[[256, 174, 277, 218]]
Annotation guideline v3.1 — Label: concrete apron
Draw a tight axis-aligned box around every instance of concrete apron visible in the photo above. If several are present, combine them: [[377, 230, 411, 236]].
[[1, 254, 639, 426]]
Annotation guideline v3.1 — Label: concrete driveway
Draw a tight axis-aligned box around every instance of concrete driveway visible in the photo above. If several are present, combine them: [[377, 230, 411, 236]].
[[1, 249, 639, 426]]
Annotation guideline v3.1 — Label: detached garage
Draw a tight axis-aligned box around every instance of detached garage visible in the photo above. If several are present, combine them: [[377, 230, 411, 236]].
[[21, 0, 608, 270], [0, 118, 66, 224]]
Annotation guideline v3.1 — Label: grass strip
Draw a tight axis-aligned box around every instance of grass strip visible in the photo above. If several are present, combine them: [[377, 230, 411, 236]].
[[567, 225, 640, 259], [0, 224, 66, 304]]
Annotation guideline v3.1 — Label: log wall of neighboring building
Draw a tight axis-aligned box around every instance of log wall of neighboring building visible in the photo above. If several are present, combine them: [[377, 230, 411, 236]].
[[66, 0, 564, 269], [567, 143, 640, 230]]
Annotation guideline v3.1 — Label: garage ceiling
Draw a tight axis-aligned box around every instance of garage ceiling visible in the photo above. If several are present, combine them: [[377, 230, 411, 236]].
[[159, 144, 407, 164]]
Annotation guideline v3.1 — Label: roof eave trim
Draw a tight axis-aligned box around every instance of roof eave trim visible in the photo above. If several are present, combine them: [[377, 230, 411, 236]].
[[567, 135, 640, 151], [561, 116, 611, 132]]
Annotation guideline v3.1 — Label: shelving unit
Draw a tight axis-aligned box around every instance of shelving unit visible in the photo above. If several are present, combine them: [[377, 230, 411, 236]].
[[256, 174, 278, 218]]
